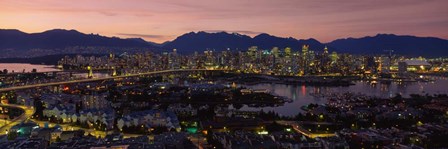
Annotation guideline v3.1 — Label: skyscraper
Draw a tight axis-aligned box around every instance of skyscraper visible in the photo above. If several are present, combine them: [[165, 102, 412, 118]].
[[271, 47, 279, 58], [284, 47, 292, 58], [301, 45, 309, 74]]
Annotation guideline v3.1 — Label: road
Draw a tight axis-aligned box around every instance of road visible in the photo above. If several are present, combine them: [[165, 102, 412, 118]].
[[0, 104, 35, 134], [277, 121, 336, 138], [32, 119, 109, 138], [0, 119, 8, 127], [188, 134, 207, 149], [0, 104, 207, 147], [32, 119, 139, 138], [0, 69, 225, 92], [0, 103, 141, 138], [0, 69, 224, 145]]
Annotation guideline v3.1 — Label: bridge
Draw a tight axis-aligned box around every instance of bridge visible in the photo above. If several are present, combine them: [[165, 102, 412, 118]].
[[0, 69, 228, 92], [0, 68, 112, 77]]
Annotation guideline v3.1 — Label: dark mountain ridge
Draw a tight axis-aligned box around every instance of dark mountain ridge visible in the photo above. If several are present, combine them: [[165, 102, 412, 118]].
[[327, 34, 448, 57], [0, 29, 155, 50], [163, 31, 329, 54], [1, 29, 447, 57]]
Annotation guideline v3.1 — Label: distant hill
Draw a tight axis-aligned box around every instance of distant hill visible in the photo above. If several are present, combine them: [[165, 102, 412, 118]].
[[327, 34, 448, 57], [0, 29, 156, 50], [252, 33, 326, 52], [162, 31, 329, 54], [162, 31, 253, 53]]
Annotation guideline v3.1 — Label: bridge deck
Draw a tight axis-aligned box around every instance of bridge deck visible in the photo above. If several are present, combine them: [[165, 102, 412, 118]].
[[0, 69, 225, 92]]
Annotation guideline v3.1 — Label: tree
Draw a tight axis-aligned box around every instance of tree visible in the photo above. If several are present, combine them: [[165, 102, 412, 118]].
[[33, 98, 44, 119], [7, 132, 17, 140], [55, 136, 62, 142]]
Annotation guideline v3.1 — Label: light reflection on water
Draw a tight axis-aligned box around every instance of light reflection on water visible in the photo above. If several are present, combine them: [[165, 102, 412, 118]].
[[242, 77, 448, 116], [0, 63, 59, 73], [2, 63, 447, 117]]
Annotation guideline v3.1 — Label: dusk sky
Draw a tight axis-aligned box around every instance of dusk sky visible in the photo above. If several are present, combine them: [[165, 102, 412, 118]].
[[1, 0, 447, 43]]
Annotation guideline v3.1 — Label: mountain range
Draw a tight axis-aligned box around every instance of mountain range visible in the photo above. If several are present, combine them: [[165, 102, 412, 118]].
[[0, 29, 447, 57], [0, 29, 156, 50], [163, 31, 326, 54], [328, 34, 448, 57]]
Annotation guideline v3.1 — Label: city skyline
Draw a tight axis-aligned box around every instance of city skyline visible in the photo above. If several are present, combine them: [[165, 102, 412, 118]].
[[1, 0, 447, 43], [1, 1, 448, 148]]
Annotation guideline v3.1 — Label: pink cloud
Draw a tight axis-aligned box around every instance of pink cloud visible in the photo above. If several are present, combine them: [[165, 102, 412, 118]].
[[0, 0, 447, 43]]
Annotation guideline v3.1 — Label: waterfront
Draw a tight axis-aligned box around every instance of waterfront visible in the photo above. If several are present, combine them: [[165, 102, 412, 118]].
[[2, 0, 448, 148], [2, 63, 447, 118], [243, 76, 448, 116], [1, 64, 448, 148], [0, 63, 59, 73]]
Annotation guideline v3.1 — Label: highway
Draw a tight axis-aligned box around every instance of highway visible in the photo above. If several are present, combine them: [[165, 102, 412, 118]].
[[32, 119, 109, 138], [0, 103, 140, 138], [277, 121, 336, 138], [0, 69, 224, 144], [0, 69, 225, 92], [0, 104, 35, 134], [3, 103, 206, 148]]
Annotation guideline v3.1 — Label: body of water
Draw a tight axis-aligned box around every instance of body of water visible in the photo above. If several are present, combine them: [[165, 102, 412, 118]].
[[0, 63, 59, 73], [2, 63, 447, 117], [242, 76, 448, 116]]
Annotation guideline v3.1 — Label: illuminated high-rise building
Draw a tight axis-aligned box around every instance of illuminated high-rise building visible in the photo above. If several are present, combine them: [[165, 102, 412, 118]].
[[323, 46, 329, 55], [301, 45, 310, 74], [380, 56, 391, 73], [284, 47, 292, 57], [169, 49, 179, 69], [330, 51, 338, 63], [365, 56, 376, 73], [109, 53, 115, 59], [271, 47, 279, 57], [398, 61, 407, 76], [173, 48, 177, 56], [204, 50, 215, 68], [321, 46, 330, 73], [248, 46, 258, 60], [302, 45, 309, 56], [308, 50, 315, 61]]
